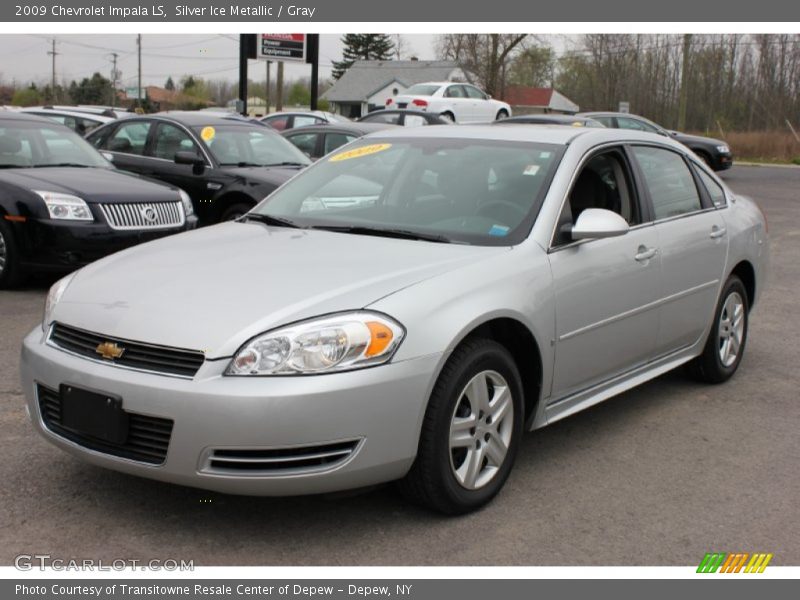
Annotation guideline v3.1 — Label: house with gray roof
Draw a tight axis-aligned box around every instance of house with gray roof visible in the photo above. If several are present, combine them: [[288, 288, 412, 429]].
[[322, 60, 467, 118]]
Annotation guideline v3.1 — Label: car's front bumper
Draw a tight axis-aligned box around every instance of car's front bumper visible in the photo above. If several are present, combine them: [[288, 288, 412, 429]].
[[715, 152, 734, 171], [13, 216, 198, 273], [20, 327, 438, 496]]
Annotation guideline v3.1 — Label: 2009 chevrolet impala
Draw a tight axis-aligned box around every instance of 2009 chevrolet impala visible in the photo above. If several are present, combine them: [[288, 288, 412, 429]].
[[20, 125, 768, 514]]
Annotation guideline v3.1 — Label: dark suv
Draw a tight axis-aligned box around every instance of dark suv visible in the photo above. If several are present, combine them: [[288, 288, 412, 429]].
[[0, 112, 196, 288], [580, 112, 733, 171]]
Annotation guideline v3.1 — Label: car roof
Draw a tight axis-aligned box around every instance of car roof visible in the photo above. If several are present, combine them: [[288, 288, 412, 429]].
[[135, 111, 257, 126], [20, 107, 115, 122], [357, 123, 688, 149], [283, 122, 398, 135], [0, 111, 64, 125]]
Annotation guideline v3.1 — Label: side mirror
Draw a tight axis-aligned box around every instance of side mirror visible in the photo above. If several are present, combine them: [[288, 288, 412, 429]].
[[571, 208, 629, 240], [667, 130, 679, 137], [174, 151, 205, 175]]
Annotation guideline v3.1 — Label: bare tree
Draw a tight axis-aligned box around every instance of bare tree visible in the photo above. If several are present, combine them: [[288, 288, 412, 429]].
[[437, 34, 528, 97]]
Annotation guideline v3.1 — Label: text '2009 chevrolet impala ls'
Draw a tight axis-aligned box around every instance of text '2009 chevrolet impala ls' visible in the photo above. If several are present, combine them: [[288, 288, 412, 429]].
[[20, 125, 768, 514]]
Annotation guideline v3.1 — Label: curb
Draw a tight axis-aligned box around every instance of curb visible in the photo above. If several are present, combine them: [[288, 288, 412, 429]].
[[734, 161, 800, 169]]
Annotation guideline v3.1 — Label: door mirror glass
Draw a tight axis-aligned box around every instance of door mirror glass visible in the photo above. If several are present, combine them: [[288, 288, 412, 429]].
[[571, 208, 630, 240]]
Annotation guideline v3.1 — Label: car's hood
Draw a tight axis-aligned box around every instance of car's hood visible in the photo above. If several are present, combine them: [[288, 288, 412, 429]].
[[221, 165, 303, 186], [53, 222, 507, 359], [1, 167, 178, 203], [670, 131, 725, 147]]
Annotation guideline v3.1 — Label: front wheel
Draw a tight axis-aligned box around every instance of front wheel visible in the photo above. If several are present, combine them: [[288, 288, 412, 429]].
[[688, 275, 749, 383], [220, 202, 253, 222], [495, 110, 509, 121], [398, 338, 524, 514], [0, 219, 23, 289]]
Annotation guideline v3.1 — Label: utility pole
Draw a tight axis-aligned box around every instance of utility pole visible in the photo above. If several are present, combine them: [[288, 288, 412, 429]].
[[276, 61, 284, 112], [109, 53, 119, 108], [265, 60, 271, 114], [137, 34, 143, 110], [677, 33, 692, 131], [47, 38, 58, 103]]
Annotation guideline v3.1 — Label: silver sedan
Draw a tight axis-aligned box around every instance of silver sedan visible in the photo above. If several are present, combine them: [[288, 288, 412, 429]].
[[20, 125, 768, 514]]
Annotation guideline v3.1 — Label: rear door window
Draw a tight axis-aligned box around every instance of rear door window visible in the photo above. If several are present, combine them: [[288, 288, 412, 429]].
[[632, 146, 703, 220]]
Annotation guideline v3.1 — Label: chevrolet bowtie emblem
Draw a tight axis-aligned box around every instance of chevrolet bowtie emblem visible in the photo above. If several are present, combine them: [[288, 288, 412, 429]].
[[95, 342, 125, 360]]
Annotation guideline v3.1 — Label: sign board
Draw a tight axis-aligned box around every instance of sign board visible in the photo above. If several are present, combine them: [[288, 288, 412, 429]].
[[258, 34, 307, 63], [618, 101, 630, 113], [125, 87, 143, 100]]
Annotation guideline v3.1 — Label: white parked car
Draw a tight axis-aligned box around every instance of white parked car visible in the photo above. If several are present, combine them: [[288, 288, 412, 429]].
[[387, 82, 512, 123]]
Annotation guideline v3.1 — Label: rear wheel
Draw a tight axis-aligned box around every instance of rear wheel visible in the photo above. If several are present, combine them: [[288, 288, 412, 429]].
[[688, 275, 749, 383], [440, 112, 455, 123], [0, 219, 23, 289], [398, 338, 524, 514]]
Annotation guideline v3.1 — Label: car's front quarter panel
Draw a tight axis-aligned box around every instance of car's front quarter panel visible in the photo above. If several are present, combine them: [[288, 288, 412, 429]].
[[369, 244, 555, 426]]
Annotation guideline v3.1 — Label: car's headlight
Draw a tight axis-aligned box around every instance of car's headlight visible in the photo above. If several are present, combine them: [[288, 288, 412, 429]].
[[716, 145, 730, 154], [226, 312, 405, 376], [178, 188, 194, 217], [42, 272, 76, 331], [34, 191, 93, 221]]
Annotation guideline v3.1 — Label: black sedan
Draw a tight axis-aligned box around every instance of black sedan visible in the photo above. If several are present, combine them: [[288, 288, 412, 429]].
[[492, 114, 605, 127], [0, 112, 197, 288], [86, 112, 311, 223], [357, 109, 452, 127], [579, 111, 733, 171], [281, 122, 398, 161]]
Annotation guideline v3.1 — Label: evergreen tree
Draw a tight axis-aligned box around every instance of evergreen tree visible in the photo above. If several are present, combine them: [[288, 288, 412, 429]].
[[164, 76, 175, 91], [332, 34, 395, 80]]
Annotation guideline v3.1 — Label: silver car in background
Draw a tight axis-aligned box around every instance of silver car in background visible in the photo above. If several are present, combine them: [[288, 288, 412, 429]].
[[20, 125, 768, 514]]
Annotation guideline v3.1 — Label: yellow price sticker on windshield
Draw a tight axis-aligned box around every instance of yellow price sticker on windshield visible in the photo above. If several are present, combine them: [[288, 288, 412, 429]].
[[329, 143, 391, 162], [200, 126, 216, 142]]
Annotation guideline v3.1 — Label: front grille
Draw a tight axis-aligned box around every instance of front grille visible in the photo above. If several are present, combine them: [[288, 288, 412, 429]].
[[37, 384, 173, 465], [98, 201, 184, 230], [50, 322, 205, 378], [205, 440, 360, 474]]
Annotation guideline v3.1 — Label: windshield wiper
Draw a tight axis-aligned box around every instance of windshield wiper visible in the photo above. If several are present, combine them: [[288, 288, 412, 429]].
[[311, 225, 451, 244], [0, 164, 30, 169], [32, 163, 91, 168], [240, 213, 303, 229], [219, 161, 263, 167], [263, 161, 307, 167]]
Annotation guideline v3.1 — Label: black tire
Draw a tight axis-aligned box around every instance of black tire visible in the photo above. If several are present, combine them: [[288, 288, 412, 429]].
[[440, 112, 455, 123], [687, 275, 749, 383], [220, 202, 253, 222], [495, 110, 509, 121], [398, 338, 524, 514], [0, 218, 23, 289]]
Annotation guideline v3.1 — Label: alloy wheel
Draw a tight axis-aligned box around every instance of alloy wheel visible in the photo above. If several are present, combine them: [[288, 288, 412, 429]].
[[448, 370, 514, 490], [718, 291, 745, 367]]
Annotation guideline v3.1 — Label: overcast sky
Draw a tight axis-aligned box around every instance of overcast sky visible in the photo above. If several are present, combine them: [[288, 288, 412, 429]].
[[1, 34, 439, 88]]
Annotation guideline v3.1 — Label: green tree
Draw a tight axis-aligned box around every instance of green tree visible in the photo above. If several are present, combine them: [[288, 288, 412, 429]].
[[180, 75, 210, 101], [11, 85, 41, 106], [70, 73, 113, 105], [287, 80, 311, 106], [164, 76, 175, 91], [332, 34, 395, 79], [509, 46, 556, 87]]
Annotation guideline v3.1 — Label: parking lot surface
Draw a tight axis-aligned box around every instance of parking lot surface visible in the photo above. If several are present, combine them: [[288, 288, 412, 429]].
[[1, 165, 798, 566]]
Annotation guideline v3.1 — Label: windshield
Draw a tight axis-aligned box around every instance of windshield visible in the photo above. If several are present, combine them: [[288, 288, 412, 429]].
[[252, 137, 563, 246], [405, 84, 442, 96], [0, 120, 111, 168], [195, 125, 311, 167]]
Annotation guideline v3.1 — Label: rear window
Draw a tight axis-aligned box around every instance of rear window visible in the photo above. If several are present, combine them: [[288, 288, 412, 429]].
[[405, 84, 442, 96]]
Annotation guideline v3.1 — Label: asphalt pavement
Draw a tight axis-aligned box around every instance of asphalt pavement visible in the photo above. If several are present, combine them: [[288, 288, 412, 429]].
[[1, 165, 798, 566]]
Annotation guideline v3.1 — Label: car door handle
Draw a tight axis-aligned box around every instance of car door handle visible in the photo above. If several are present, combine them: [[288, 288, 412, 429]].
[[710, 226, 727, 239], [634, 246, 658, 262]]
